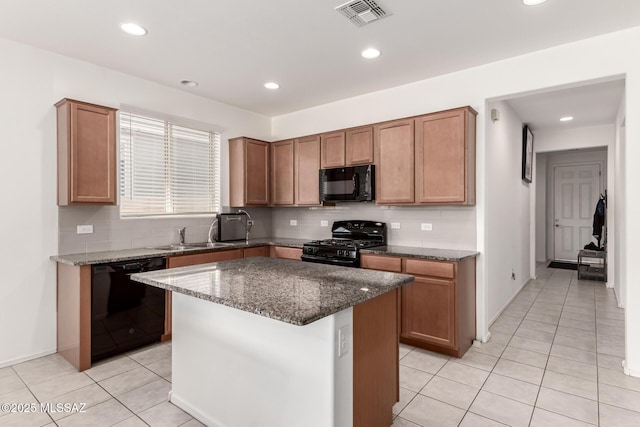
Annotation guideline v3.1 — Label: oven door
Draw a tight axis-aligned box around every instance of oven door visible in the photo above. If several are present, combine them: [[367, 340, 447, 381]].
[[301, 254, 358, 267]]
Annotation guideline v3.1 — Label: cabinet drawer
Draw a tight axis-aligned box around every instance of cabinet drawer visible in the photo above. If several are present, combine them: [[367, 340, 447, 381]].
[[272, 246, 302, 260], [168, 249, 243, 268], [361, 255, 402, 272], [404, 259, 455, 279], [244, 246, 270, 258]]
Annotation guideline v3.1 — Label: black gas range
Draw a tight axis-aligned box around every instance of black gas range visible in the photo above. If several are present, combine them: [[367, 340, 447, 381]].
[[301, 220, 386, 267]]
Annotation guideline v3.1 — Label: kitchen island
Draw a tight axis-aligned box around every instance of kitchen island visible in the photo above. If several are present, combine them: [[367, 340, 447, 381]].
[[132, 257, 414, 427]]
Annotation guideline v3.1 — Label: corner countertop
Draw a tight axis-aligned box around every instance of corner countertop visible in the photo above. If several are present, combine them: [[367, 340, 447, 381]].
[[131, 257, 414, 326], [360, 245, 479, 261], [51, 238, 307, 266]]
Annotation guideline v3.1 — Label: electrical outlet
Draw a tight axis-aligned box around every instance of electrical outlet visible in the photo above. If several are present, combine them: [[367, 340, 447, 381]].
[[391, 222, 401, 229], [320, 220, 328, 227], [337, 326, 349, 358], [421, 223, 433, 231], [289, 219, 297, 226], [76, 225, 93, 234]]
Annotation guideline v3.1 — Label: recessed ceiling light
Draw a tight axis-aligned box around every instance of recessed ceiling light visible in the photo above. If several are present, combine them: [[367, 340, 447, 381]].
[[523, 0, 548, 5], [120, 23, 147, 36], [560, 116, 574, 122], [361, 48, 381, 59], [180, 80, 198, 87], [264, 82, 280, 90]]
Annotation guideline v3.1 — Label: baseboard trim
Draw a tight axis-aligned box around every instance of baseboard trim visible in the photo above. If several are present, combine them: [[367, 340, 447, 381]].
[[614, 287, 624, 309], [487, 278, 530, 328], [622, 360, 640, 378], [170, 391, 222, 427], [0, 347, 57, 369]]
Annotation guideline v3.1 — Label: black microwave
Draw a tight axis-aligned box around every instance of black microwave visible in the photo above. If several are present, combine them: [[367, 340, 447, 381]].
[[319, 165, 375, 202]]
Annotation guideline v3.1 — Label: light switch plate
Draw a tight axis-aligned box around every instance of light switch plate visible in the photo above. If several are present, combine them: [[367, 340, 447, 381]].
[[337, 326, 349, 358], [290, 220, 297, 226], [421, 223, 433, 231], [320, 220, 328, 227], [77, 225, 94, 234], [391, 222, 400, 229]]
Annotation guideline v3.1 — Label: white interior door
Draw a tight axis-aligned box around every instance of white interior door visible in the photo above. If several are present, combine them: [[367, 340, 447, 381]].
[[554, 163, 602, 261]]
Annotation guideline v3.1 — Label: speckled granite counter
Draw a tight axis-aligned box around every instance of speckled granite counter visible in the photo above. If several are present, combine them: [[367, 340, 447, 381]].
[[131, 256, 414, 326], [51, 238, 307, 266], [360, 245, 479, 261]]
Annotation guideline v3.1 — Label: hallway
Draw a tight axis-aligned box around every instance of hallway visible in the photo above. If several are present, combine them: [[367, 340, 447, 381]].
[[393, 265, 635, 426]]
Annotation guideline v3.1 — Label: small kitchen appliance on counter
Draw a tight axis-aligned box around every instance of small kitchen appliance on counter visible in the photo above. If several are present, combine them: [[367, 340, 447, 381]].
[[301, 220, 386, 267], [217, 212, 250, 242]]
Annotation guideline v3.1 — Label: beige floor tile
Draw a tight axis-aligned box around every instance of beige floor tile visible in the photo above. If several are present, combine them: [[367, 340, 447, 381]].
[[399, 365, 433, 393], [400, 349, 449, 374], [85, 356, 140, 382], [99, 367, 160, 396], [598, 367, 640, 392], [482, 373, 539, 405], [0, 409, 54, 426], [469, 390, 533, 427], [400, 395, 465, 427], [118, 379, 171, 414], [525, 312, 560, 325], [530, 408, 596, 426], [0, 367, 13, 379], [598, 333, 625, 347], [145, 358, 172, 379], [11, 354, 77, 387], [470, 341, 506, 358], [546, 356, 597, 381], [598, 353, 624, 370], [599, 402, 640, 427], [487, 331, 512, 345], [393, 387, 416, 415], [493, 359, 544, 385], [178, 419, 207, 427], [112, 416, 149, 427], [598, 310, 625, 321], [598, 343, 625, 357], [529, 306, 563, 317], [519, 319, 558, 334], [542, 370, 598, 400], [128, 344, 172, 366], [515, 326, 555, 343], [391, 417, 421, 427], [535, 387, 598, 425], [459, 412, 508, 427], [500, 346, 548, 368], [30, 372, 94, 401], [0, 371, 26, 395], [419, 376, 479, 410], [599, 383, 640, 412], [550, 344, 597, 365], [556, 326, 596, 340], [56, 399, 134, 427], [597, 317, 625, 328], [509, 336, 551, 354], [559, 318, 596, 332], [554, 334, 596, 352], [490, 316, 521, 335], [138, 402, 192, 427], [399, 343, 415, 359], [450, 349, 498, 372], [561, 311, 595, 323], [42, 383, 111, 421], [597, 324, 625, 337], [436, 361, 489, 388], [0, 387, 38, 420]]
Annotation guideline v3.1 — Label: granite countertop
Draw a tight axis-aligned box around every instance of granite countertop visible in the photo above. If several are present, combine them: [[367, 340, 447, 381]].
[[51, 238, 308, 266], [361, 245, 479, 261], [131, 257, 414, 326]]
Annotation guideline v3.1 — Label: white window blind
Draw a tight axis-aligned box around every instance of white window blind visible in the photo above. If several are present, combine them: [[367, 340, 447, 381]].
[[119, 111, 221, 217]]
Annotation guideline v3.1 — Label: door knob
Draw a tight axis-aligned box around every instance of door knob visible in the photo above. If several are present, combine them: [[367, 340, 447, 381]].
[[555, 224, 560, 227]]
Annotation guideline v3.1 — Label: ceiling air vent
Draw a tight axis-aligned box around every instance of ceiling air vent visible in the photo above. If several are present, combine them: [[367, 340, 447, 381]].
[[335, 0, 390, 27]]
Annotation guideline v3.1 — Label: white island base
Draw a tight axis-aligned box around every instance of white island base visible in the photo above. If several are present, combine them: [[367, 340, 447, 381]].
[[169, 292, 355, 427]]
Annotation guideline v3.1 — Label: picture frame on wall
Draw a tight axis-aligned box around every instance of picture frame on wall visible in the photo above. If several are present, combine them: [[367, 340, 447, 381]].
[[522, 125, 534, 183]]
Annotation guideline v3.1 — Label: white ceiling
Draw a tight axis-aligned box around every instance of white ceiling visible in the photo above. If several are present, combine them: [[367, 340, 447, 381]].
[[505, 79, 625, 131], [0, 0, 638, 116]]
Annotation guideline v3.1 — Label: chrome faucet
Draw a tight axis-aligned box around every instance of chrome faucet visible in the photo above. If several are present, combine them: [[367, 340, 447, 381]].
[[207, 216, 219, 245], [178, 227, 186, 245], [238, 209, 253, 242]]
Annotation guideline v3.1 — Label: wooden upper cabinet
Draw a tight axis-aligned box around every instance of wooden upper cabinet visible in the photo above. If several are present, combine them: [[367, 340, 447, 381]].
[[56, 99, 117, 206], [320, 131, 346, 168], [295, 135, 321, 206], [374, 119, 415, 204], [415, 107, 476, 205], [346, 126, 374, 165], [229, 137, 270, 207], [271, 140, 295, 205]]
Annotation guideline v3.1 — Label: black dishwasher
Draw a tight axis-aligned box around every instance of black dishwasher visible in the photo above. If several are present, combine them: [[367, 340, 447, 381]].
[[91, 257, 166, 363]]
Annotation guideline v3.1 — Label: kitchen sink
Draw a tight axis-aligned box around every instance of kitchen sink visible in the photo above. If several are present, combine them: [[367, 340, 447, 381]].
[[153, 242, 235, 251]]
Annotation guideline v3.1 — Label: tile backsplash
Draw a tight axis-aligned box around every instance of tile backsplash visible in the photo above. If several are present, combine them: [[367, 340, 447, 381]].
[[58, 206, 272, 254], [58, 203, 476, 254]]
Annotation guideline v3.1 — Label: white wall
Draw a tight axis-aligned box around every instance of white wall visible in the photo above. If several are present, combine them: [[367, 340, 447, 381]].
[[614, 94, 627, 309], [0, 37, 270, 367], [484, 101, 531, 325], [535, 154, 548, 262], [272, 27, 640, 353], [535, 124, 615, 153]]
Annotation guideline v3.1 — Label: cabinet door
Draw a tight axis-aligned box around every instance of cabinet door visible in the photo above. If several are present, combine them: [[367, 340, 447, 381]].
[[271, 140, 295, 205], [57, 99, 117, 205], [321, 131, 346, 168], [295, 135, 321, 206], [415, 108, 473, 204], [244, 246, 270, 258], [374, 119, 415, 204], [401, 276, 455, 349], [271, 246, 302, 260], [245, 139, 270, 205], [167, 249, 244, 268], [346, 126, 374, 165]]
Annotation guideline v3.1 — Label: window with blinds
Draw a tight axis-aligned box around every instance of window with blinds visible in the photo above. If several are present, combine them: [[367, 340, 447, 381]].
[[119, 111, 221, 217]]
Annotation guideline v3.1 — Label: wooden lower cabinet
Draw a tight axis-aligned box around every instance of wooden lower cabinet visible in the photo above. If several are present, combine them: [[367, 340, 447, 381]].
[[270, 246, 303, 260], [361, 254, 476, 358], [243, 246, 270, 258]]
